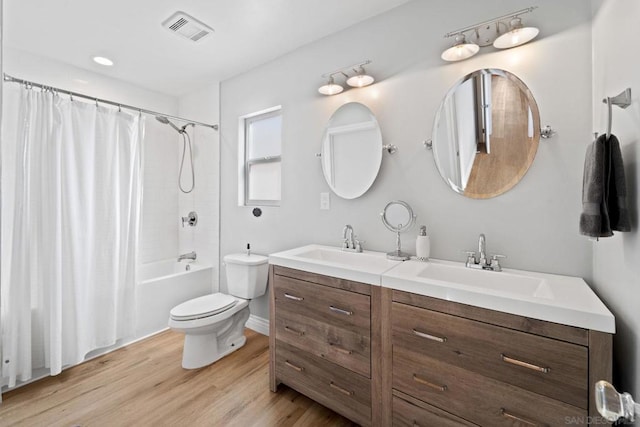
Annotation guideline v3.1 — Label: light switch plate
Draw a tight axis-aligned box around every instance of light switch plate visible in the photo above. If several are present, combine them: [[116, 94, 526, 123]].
[[320, 192, 330, 210]]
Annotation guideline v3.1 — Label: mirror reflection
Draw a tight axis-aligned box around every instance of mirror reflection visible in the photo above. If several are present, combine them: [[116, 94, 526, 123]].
[[321, 102, 382, 199], [432, 69, 540, 199]]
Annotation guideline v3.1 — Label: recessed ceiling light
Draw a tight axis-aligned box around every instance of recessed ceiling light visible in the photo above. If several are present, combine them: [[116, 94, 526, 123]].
[[93, 56, 114, 66]]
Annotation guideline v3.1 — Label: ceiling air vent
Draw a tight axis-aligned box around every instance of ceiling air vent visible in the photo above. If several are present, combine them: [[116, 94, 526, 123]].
[[162, 11, 214, 43]]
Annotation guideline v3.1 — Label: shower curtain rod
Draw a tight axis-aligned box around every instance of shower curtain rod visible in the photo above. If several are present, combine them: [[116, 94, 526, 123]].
[[3, 73, 219, 131]]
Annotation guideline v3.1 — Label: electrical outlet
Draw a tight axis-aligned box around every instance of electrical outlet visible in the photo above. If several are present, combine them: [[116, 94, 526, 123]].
[[320, 192, 330, 210]]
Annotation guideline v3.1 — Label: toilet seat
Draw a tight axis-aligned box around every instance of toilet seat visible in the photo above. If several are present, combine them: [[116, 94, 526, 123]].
[[170, 293, 237, 321]]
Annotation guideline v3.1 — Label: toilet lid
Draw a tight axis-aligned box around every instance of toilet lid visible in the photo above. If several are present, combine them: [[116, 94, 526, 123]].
[[224, 253, 268, 266], [170, 293, 237, 321]]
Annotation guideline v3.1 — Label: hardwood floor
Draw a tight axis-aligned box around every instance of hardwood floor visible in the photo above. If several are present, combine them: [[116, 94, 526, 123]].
[[0, 329, 357, 426]]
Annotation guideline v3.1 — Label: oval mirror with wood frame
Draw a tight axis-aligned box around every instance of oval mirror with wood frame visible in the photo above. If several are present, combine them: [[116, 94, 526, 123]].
[[431, 69, 540, 199]]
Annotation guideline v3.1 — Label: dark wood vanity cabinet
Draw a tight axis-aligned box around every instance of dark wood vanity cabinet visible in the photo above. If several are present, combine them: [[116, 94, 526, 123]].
[[387, 290, 612, 427], [269, 266, 613, 427], [269, 265, 378, 426]]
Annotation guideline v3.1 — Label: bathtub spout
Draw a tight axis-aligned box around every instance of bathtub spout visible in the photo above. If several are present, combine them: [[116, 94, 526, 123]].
[[178, 251, 197, 262]]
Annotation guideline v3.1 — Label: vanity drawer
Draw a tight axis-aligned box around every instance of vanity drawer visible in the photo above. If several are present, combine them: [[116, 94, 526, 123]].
[[393, 346, 587, 427], [273, 275, 370, 334], [275, 308, 370, 377], [392, 393, 478, 427], [392, 302, 588, 408], [276, 340, 371, 426]]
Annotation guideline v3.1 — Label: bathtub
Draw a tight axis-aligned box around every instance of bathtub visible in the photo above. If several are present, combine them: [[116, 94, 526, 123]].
[[136, 259, 213, 338]]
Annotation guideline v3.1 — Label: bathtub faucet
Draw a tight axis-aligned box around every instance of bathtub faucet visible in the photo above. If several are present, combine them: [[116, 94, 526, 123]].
[[178, 251, 197, 262]]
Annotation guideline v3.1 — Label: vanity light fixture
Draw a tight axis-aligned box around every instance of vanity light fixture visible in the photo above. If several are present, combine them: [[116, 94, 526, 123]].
[[319, 60, 374, 96], [346, 64, 375, 88], [442, 7, 539, 62], [318, 75, 344, 95], [441, 34, 480, 62], [493, 17, 539, 49]]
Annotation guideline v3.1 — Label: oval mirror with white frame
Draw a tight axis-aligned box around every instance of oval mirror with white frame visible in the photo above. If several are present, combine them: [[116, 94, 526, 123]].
[[321, 102, 382, 199], [381, 200, 416, 261], [432, 69, 540, 199]]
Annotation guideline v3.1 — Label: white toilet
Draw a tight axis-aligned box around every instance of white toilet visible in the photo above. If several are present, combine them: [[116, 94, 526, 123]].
[[168, 253, 269, 369]]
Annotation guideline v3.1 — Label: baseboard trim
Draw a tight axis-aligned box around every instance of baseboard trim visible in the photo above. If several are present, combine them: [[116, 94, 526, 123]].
[[246, 314, 269, 336]]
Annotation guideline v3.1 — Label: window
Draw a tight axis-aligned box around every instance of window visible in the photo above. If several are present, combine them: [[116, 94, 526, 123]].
[[240, 107, 282, 206]]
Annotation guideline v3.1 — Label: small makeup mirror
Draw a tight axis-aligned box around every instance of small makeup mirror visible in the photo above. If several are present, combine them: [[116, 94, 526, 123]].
[[381, 200, 416, 261]]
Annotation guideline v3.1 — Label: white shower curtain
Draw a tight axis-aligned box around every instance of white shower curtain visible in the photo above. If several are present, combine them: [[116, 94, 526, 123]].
[[0, 85, 144, 388]]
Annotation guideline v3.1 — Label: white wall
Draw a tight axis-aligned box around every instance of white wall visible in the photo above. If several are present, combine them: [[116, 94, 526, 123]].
[[219, 0, 594, 319], [592, 0, 640, 403], [178, 82, 221, 292]]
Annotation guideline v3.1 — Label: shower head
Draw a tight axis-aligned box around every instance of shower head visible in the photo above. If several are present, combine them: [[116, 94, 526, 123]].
[[155, 115, 185, 134]]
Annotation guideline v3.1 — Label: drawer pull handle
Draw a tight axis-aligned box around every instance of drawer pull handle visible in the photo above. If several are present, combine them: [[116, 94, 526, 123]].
[[412, 374, 447, 392], [284, 326, 304, 336], [329, 342, 353, 355], [284, 360, 304, 372], [284, 293, 304, 301], [329, 306, 353, 316], [501, 354, 550, 373], [329, 381, 354, 396], [500, 408, 546, 426], [412, 329, 447, 343]]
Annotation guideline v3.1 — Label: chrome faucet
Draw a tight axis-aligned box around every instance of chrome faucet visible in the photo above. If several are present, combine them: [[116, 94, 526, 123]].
[[478, 233, 487, 267], [342, 225, 363, 252], [178, 251, 197, 262], [465, 234, 505, 271]]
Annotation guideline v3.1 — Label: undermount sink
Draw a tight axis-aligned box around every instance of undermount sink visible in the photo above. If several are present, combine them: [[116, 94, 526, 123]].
[[269, 244, 401, 286], [414, 261, 554, 299]]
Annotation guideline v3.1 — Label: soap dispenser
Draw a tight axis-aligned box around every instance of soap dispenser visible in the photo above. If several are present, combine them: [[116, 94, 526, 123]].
[[416, 225, 430, 261]]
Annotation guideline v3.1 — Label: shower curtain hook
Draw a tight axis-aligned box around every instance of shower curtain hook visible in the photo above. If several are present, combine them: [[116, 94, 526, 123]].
[[118, 104, 122, 112], [95, 99, 99, 107]]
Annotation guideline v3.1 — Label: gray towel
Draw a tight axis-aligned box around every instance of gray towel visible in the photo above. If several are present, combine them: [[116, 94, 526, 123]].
[[580, 134, 630, 238]]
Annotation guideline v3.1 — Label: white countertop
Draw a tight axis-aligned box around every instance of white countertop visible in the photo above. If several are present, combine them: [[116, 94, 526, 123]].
[[269, 244, 401, 286], [382, 259, 615, 333], [269, 245, 615, 333]]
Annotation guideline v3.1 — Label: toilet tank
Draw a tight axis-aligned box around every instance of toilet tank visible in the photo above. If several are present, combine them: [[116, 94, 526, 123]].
[[223, 253, 269, 299]]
